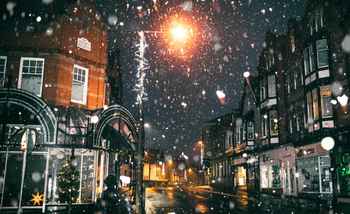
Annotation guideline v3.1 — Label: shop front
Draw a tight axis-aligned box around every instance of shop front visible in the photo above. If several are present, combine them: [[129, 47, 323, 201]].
[[295, 142, 332, 198], [259, 146, 296, 195], [0, 89, 139, 213]]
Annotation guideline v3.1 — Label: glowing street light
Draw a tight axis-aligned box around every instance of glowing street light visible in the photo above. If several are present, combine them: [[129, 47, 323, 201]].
[[321, 136, 335, 151], [243, 71, 251, 78], [170, 22, 190, 43]]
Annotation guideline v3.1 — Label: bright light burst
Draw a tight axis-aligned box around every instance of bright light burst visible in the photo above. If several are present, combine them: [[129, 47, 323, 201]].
[[170, 22, 190, 43]]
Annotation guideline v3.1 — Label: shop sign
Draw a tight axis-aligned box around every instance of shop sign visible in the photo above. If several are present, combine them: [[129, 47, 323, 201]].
[[77, 37, 91, 51]]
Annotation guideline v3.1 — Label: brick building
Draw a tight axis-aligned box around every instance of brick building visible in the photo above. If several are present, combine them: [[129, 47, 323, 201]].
[[0, 1, 139, 212]]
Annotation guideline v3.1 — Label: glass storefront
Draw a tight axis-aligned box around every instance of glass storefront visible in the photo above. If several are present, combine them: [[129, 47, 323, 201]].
[[0, 148, 107, 208], [260, 160, 281, 189], [296, 155, 332, 193]]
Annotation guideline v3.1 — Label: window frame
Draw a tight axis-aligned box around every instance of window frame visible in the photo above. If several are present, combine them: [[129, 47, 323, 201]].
[[18, 57, 45, 97], [320, 85, 333, 118], [0, 56, 7, 87], [316, 39, 329, 69], [71, 64, 89, 105]]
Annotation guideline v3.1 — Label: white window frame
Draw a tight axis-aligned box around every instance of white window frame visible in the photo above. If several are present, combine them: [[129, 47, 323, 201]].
[[0, 56, 7, 87], [71, 64, 89, 105], [316, 39, 329, 69], [18, 57, 45, 97]]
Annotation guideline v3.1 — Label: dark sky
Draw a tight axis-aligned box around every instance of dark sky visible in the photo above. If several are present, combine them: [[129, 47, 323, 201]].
[[102, 0, 305, 155]]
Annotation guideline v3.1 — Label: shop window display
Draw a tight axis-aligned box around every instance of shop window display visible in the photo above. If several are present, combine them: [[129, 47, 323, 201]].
[[260, 160, 281, 189], [297, 155, 332, 193]]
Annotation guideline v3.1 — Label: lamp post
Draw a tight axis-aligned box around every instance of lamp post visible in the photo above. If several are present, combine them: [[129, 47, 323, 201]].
[[320, 136, 337, 210], [134, 21, 194, 213]]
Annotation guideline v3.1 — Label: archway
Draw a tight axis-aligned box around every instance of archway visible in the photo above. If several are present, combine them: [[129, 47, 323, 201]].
[[0, 88, 57, 211], [94, 104, 140, 202]]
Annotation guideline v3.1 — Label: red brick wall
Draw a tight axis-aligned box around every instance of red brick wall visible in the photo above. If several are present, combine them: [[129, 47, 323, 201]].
[[0, 1, 108, 111]]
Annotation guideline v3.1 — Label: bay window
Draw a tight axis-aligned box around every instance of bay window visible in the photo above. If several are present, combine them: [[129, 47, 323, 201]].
[[18, 57, 45, 96], [71, 65, 88, 105], [316, 39, 329, 68], [306, 86, 333, 132], [0, 56, 6, 87]]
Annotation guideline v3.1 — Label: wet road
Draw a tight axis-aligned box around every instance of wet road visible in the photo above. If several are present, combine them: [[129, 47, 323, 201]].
[[145, 186, 253, 214], [145, 186, 344, 214]]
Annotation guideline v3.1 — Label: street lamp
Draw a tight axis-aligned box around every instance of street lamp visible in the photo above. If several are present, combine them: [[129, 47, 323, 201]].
[[134, 17, 195, 214], [321, 136, 335, 151], [243, 71, 257, 104], [169, 22, 191, 43]]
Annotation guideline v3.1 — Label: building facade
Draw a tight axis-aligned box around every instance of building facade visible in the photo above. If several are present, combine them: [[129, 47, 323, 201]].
[[0, 1, 140, 212], [203, 0, 350, 204], [202, 113, 235, 191]]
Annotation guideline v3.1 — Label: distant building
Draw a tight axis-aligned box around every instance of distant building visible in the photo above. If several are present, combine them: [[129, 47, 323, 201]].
[[202, 112, 236, 191], [143, 149, 168, 185]]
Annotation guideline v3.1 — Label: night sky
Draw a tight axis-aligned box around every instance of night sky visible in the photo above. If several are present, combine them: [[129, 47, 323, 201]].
[[99, 0, 305, 155]]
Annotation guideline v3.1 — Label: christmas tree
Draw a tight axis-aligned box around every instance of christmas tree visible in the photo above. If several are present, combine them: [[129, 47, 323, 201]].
[[57, 157, 80, 204]]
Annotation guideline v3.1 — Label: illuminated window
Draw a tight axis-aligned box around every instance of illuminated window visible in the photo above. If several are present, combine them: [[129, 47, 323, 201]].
[[312, 89, 319, 121], [320, 86, 333, 118]]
